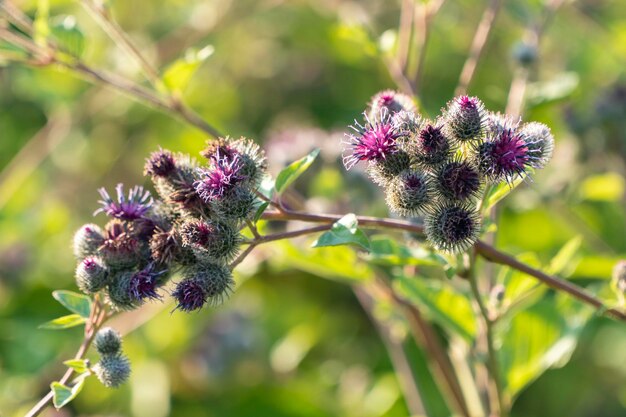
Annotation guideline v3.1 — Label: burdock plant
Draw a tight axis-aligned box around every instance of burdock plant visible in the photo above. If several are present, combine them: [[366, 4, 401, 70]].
[[5, 2, 625, 417]]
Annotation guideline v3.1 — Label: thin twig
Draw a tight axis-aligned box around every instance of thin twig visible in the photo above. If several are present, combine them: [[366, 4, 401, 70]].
[[81, 0, 162, 88], [455, 0, 503, 96], [354, 285, 426, 415], [261, 209, 626, 321], [229, 224, 332, 269], [468, 252, 508, 416], [411, 0, 446, 95], [25, 299, 110, 417], [505, 0, 566, 117], [397, 0, 415, 72], [377, 279, 471, 417]]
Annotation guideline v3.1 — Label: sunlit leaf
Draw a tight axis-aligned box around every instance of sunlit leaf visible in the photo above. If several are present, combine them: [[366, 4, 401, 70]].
[[39, 314, 86, 330], [163, 45, 214, 92], [274, 240, 374, 283], [483, 177, 525, 213], [52, 290, 92, 318], [394, 276, 477, 342], [547, 236, 582, 276], [63, 359, 89, 374], [526, 72, 579, 107], [312, 213, 370, 251], [497, 295, 593, 399], [51, 377, 86, 409], [51, 16, 85, 58], [274, 148, 320, 195]]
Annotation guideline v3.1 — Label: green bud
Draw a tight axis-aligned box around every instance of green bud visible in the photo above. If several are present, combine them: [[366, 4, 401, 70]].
[[75, 256, 109, 294], [73, 224, 104, 259], [94, 327, 122, 356], [94, 354, 131, 388]]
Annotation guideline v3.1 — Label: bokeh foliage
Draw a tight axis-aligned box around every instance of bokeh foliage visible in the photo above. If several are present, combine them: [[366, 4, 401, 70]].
[[1, 0, 625, 416]]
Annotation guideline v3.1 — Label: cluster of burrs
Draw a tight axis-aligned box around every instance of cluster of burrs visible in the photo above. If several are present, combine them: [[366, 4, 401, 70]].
[[72, 137, 267, 312], [343, 90, 554, 253]]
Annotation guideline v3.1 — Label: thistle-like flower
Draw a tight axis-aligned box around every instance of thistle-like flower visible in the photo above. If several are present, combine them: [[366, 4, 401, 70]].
[[367, 149, 412, 186], [180, 219, 240, 262], [368, 90, 416, 119], [343, 111, 404, 170], [173, 263, 234, 312], [73, 224, 105, 259], [415, 123, 453, 168], [75, 256, 109, 294], [94, 354, 131, 388], [128, 264, 166, 302], [95, 184, 153, 220], [392, 110, 422, 134], [477, 121, 531, 182], [434, 160, 481, 202], [201, 137, 267, 187], [212, 187, 257, 221], [520, 122, 554, 169], [94, 327, 123, 356], [385, 170, 432, 216], [194, 155, 244, 202], [425, 203, 480, 253], [443, 96, 486, 142], [144, 148, 176, 177]]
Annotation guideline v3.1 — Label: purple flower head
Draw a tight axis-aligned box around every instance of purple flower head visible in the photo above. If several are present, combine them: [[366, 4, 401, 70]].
[[95, 184, 153, 220], [368, 90, 416, 117], [144, 148, 176, 177], [343, 111, 404, 170], [194, 154, 244, 202], [458, 95, 479, 110], [436, 160, 481, 202], [443, 95, 486, 142], [200, 138, 239, 163], [129, 264, 165, 302], [172, 278, 208, 312], [478, 127, 530, 181], [416, 124, 452, 167]]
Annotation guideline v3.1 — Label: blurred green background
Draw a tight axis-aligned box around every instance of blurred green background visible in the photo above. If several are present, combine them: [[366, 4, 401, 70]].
[[1, 0, 625, 416]]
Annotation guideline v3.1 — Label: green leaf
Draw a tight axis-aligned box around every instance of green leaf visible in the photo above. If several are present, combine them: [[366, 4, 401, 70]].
[[63, 359, 89, 374], [51, 377, 86, 409], [497, 295, 593, 399], [50, 16, 85, 58], [163, 46, 214, 92], [547, 236, 582, 276], [52, 290, 92, 318], [253, 201, 270, 223], [482, 177, 525, 213], [274, 148, 320, 195], [274, 240, 374, 283], [526, 72, 579, 107], [394, 276, 477, 342], [312, 214, 371, 251], [39, 314, 86, 330]]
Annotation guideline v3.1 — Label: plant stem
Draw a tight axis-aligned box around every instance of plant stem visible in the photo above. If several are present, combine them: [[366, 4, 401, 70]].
[[467, 252, 508, 416], [411, 0, 446, 95], [354, 285, 426, 416], [261, 209, 626, 321], [505, 0, 566, 117], [81, 0, 162, 89], [378, 279, 472, 417], [25, 298, 110, 417], [455, 0, 503, 96]]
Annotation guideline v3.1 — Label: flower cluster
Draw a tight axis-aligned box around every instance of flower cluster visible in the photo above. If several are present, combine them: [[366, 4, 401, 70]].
[[93, 327, 130, 388], [72, 136, 267, 312], [343, 91, 554, 253]]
